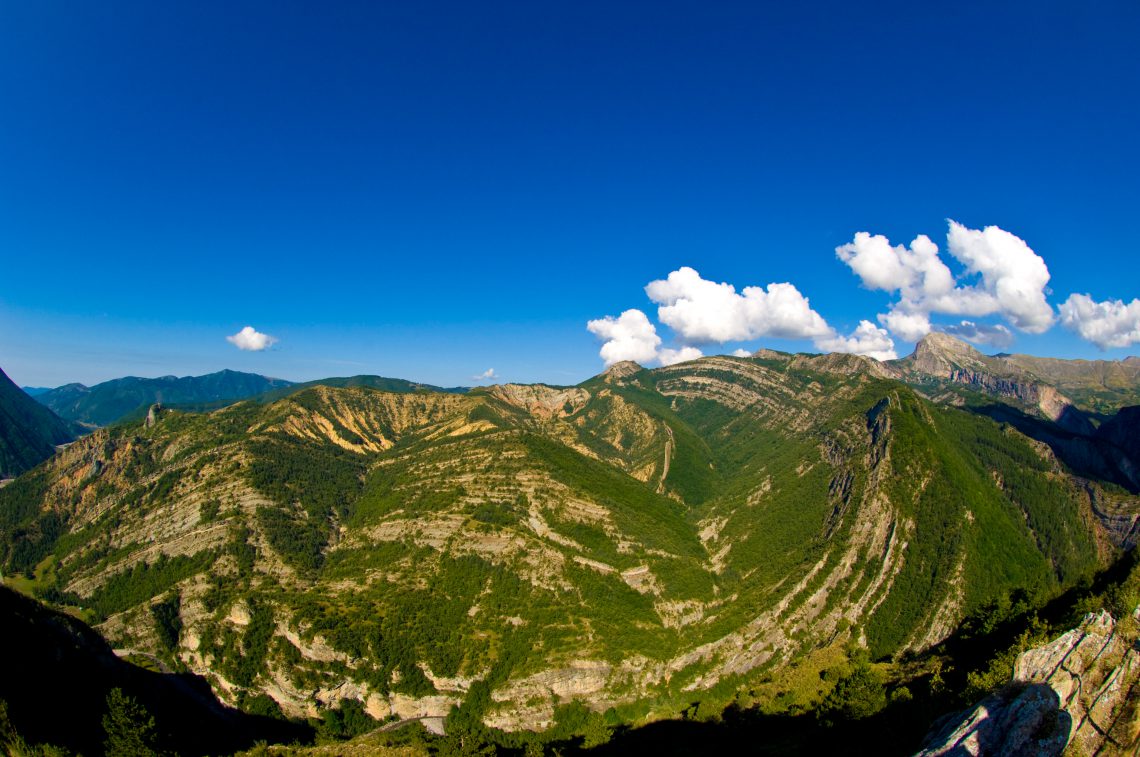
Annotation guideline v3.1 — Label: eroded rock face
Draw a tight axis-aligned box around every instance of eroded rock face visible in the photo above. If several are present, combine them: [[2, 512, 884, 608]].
[[601, 360, 642, 382], [917, 683, 1070, 757], [918, 609, 1140, 756]]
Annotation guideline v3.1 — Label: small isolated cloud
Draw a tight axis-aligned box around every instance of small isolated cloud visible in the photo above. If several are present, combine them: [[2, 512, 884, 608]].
[[815, 320, 898, 361], [1059, 294, 1140, 350], [587, 309, 662, 366], [472, 368, 498, 381], [836, 221, 1054, 341], [226, 325, 277, 352], [939, 321, 1015, 349], [645, 267, 833, 343], [731, 348, 752, 358]]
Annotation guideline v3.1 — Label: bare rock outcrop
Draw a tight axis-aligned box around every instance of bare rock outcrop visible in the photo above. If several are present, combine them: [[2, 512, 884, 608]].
[[918, 609, 1140, 756], [600, 360, 642, 382]]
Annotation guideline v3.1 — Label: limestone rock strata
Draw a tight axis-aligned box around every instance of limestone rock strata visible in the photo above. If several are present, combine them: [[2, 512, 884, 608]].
[[919, 609, 1140, 756]]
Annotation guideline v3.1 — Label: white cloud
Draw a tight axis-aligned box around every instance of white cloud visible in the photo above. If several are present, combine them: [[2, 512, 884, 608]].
[[945, 221, 1054, 333], [226, 326, 277, 352], [836, 232, 954, 300], [586, 309, 705, 367], [658, 346, 704, 366], [587, 309, 662, 366], [645, 267, 832, 343], [939, 321, 1015, 349], [472, 368, 498, 381], [1059, 294, 1140, 350], [589, 268, 895, 367], [644, 265, 896, 360], [814, 320, 898, 361], [877, 309, 932, 343], [836, 221, 1054, 342]]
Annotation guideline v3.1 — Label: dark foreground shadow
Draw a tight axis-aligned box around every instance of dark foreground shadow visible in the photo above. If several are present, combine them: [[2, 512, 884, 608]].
[[0, 585, 312, 755], [560, 700, 936, 756]]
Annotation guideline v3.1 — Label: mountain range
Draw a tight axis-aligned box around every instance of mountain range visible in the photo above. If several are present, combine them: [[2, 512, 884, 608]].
[[1, 334, 1138, 753], [32, 369, 297, 428]]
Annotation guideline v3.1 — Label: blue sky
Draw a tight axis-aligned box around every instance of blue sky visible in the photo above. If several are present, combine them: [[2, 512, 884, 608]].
[[2, 1, 1139, 387]]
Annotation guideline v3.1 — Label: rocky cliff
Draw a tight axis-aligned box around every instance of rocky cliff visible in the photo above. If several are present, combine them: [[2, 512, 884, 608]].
[[887, 333, 1092, 432], [918, 608, 1140, 756]]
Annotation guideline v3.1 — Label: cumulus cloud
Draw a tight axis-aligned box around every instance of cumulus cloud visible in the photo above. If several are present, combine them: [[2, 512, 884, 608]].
[[877, 309, 933, 343], [586, 309, 705, 367], [645, 267, 832, 343], [836, 232, 954, 302], [588, 267, 896, 366], [939, 321, 1015, 349], [642, 267, 894, 360], [587, 309, 662, 366], [1059, 294, 1140, 350], [472, 368, 498, 381], [731, 348, 753, 358], [226, 326, 277, 351], [815, 320, 898, 361], [658, 346, 704, 366], [836, 221, 1054, 342], [945, 221, 1054, 333]]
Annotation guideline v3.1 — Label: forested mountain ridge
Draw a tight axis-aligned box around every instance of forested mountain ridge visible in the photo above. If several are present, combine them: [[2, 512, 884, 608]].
[[0, 365, 74, 479], [34, 369, 296, 427], [2, 350, 1133, 747]]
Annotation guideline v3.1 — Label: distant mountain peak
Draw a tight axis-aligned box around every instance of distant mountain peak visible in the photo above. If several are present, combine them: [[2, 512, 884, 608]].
[[905, 332, 990, 376], [914, 331, 982, 357]]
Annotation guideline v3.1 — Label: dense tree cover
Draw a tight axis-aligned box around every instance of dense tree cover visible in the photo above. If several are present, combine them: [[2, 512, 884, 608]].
[[102, 688, 160, 757], [84, 551, 216, 620], [606, 380, 719, 504], [247, 434, 366, 570], [815, 660, 886, 725], [0, 469, 56, 575], [247, 435, 365, 517], [257, 506, 326, 573], [316, 699, 380, 741], [227, 523, 258, 578], [233, 600, 275, 687], [471, 497, 523, 527], [521, 433, 703, 559], [863, 393, 1062, 656], [150, 593, 182, 652]]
